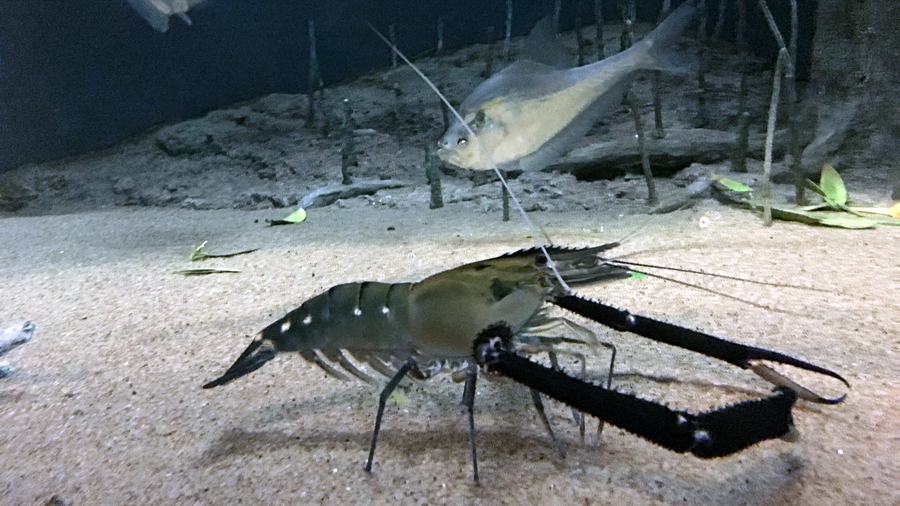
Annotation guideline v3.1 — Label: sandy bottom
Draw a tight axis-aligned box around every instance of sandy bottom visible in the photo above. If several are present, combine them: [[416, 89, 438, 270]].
[[1, 204, 897, 505]]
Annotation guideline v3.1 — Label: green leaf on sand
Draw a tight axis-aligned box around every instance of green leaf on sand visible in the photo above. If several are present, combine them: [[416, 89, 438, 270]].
[[711, 174, 753, 193], [283, 208, 307, 224], [388, 391, 410, 407], [817, 216, 878, 229], [819, 164, 848, 206], [189, 241, 258, 261], [267, 208, 308, 226], [173, 268, 242, 275]]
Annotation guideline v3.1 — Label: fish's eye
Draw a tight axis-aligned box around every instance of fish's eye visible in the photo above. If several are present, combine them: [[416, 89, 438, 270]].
[[457, 137, 468, 146]]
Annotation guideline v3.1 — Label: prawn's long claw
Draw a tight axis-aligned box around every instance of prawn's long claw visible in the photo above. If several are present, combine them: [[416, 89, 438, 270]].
[[551, 294, 850, 404], [203, 338, 276, 388]]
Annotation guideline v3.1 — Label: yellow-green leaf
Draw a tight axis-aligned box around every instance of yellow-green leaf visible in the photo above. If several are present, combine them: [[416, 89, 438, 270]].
[[189, 241, 208, 261], [283, 208, 307, 224], [820, 164, 847, 206], [388, 391, 410, 407], [173, 268, 241, 275], [766, 206, 824, 225], [817, 216, 877, 229], [711, 174, 753, 192], [850, 202, 900, 219]]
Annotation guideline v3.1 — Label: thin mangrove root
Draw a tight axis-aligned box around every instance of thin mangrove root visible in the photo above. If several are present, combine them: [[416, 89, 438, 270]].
[[627, 88, 657, 205], [503, 0, 513, 62], [306, 19, 320, 126], [758, 0, 804, 203], [763, 49, 789, 227], [594, 0, 605, 61]]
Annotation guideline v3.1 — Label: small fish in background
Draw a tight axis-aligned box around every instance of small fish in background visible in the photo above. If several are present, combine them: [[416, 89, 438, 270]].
[[437, 0, 696, 173], [126, 0, 207, 33]]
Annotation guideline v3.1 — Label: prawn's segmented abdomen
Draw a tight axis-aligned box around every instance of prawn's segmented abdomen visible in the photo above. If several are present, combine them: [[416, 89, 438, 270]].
[[259, 281, 416, 380]]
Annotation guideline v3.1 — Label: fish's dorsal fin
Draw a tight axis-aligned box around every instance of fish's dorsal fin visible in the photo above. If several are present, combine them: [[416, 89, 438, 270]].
[[520, 17, 574, 69]]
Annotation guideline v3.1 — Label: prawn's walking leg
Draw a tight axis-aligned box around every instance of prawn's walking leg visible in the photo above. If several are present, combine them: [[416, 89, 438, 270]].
[[365, 358, 415, 474], [462, 364, 479, 483], [529, 388, 567, 458], [546, 351, 582, 445]]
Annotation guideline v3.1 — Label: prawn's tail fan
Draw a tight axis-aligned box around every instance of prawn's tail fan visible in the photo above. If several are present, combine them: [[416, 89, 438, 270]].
[[202, 338, 277, 388]]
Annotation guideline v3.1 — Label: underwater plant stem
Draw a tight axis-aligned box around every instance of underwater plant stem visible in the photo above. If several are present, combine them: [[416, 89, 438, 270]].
[[419, 99, 443, 209], [657, 0, 672, 23], [757, 0, 786, 52], [789, 0, 798, 73], [553, 0, 562, 34], [732, 0, 749, 172], [426, 158, 443, 209], [627, 88, 657, 205], [436, 17, 444, 55], [653, 71, 664, 139], [763, 49, 789, 227], [712, 0, 727, 41], [696, 0, 708, 128], [392, 83, 403, 129], [594, 0, 605, 61], [340, 98, 357, 185], [576, 10, 585, 67], [502, 173, 510, 221], [306, 19, 319, 126], [439, 98, 449, 133], [651, 2, 669, 140], [732, 111, 750, 172], [788, 0, 805, 204], [504, 0, 513, 62], [389, 24, 398, 68], [482, 26, 495, 78], [757, 0, 804, 203]]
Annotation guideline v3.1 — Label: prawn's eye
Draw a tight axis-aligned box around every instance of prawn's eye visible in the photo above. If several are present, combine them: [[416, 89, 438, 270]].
[[457, 137, 468, 146]]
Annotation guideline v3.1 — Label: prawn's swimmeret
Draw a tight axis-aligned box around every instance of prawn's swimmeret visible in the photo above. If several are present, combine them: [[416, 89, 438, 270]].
[[437, 0, 696, 173]]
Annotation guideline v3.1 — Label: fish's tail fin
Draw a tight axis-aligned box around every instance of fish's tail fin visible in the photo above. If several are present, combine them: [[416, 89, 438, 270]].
[[641, 0, 698, 72]]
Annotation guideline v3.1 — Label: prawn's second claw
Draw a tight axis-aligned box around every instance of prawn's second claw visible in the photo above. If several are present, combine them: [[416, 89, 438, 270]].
[[474, 322, 799, 458]]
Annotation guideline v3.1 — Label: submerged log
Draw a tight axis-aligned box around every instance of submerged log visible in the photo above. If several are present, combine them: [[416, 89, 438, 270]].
[[299, 179, 406, 209], [549, 128, 787, 181]]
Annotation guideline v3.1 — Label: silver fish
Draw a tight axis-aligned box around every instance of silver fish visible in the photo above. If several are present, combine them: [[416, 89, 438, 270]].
[[126, 0, 206, 32], [437, 0, 696, 172]]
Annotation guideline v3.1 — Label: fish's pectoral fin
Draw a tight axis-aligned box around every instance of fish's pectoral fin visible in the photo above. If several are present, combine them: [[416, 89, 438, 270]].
[[468, 110, 487, 133]]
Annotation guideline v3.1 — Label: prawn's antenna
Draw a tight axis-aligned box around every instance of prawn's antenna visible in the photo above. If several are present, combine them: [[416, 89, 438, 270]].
[[614, 199, 697, 247], [613, 213, 663, 246], [604, 258, 833, 294], [365, 21, 572, 291]]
